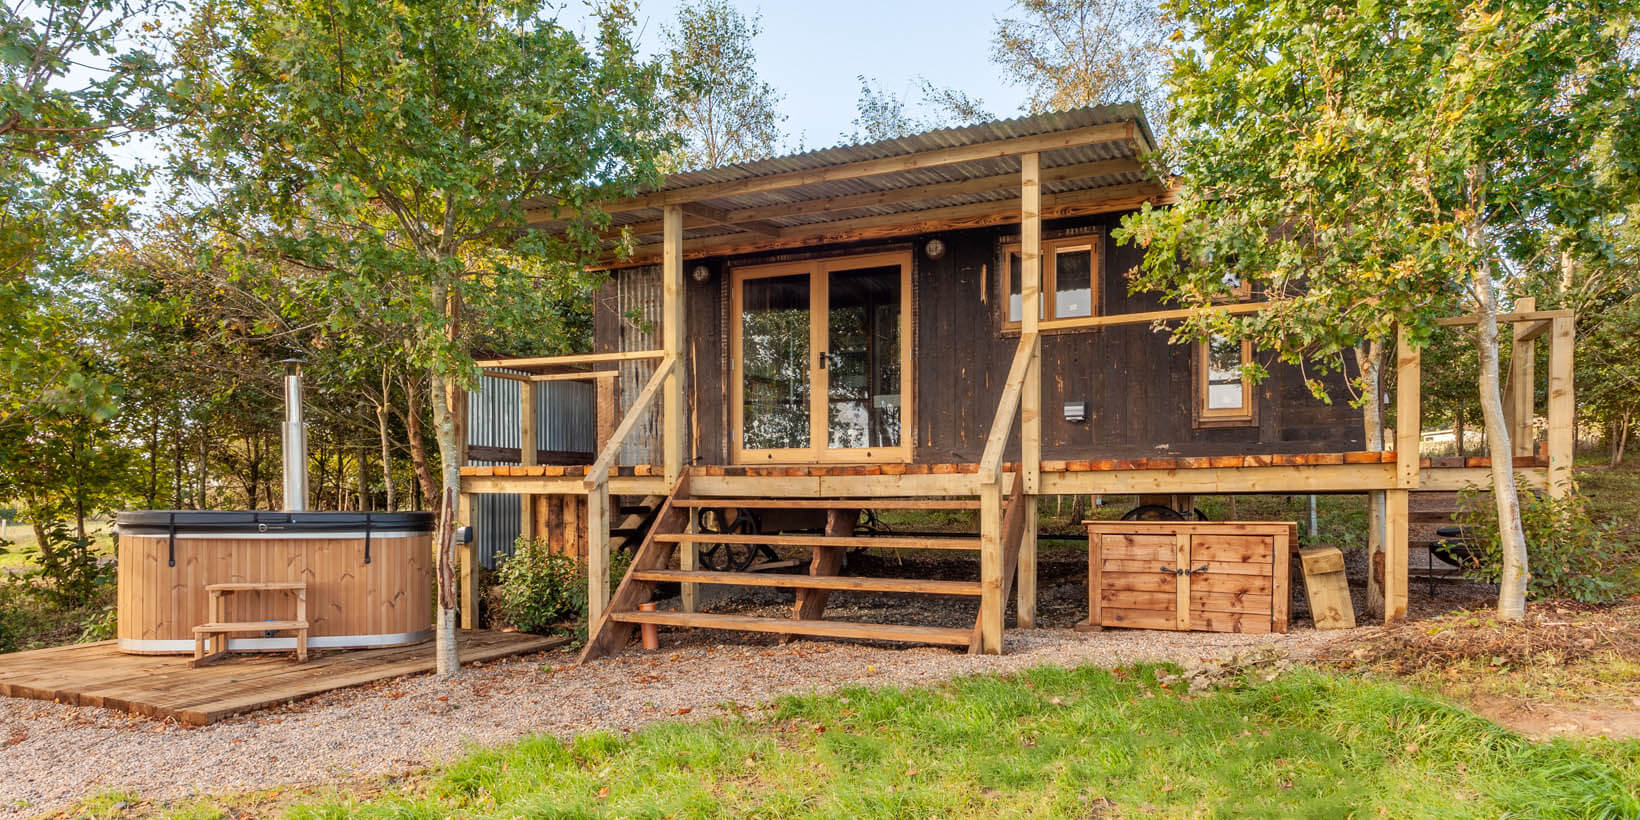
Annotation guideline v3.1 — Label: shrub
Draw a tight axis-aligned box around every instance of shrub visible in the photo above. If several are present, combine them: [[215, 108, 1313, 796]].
[[489, 537, 642, 634], [491, 538, 585, 634], [1457, 482, 1640, 604]]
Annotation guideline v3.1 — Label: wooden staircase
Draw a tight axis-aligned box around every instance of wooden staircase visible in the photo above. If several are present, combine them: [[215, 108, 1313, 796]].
[[579, 476, 1028, 662]]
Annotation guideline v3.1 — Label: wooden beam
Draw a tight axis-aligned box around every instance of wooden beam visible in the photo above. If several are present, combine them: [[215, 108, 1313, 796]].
[[476, 350, 663, 369], [1435, 308, 1574, 326], [979, 333, 1039, 483], [528, 371, 622, 383], [601, 158, 1146, 235], [586, 480, 610, 628], [458, 492, 476, 629], [1017, 496, 1037, 629], [459, 475, 673, 496], [678, 201, 782, 237], [977, 480, 1004, 654], [519, 380, 537, 544], [1396, 326, 1421, 489], [1419, 466, 1547, 492], [1546, 314, 1575, 498], [1020, 152, 1043, 495], [584, 357, 676, 489], [1039, 463, 1399, 495], [600, 122, 1136, 212], [604, 182, 1169, 268], [662, 204, 685, 485], [1385, 489, 1409, 623], [1508, 297, 1537, 457]]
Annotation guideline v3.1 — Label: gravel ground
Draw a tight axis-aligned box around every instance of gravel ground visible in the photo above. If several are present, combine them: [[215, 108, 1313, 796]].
[[0, 621, 1352, 817]]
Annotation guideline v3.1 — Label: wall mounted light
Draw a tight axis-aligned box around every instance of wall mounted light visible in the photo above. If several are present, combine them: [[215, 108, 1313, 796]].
[[924, 238, 946, 260], [1064, 401, 1088, 423], [691, 264, 711, 283]]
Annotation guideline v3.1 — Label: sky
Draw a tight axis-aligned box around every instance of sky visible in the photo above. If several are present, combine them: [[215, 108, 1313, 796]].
[[556, 0, 1036, 150]]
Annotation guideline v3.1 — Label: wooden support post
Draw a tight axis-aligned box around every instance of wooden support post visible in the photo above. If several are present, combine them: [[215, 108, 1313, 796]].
[[794, 510, 853, 622], [1547, 314, 1575, 498], [1384, 489, 1409, 623], [1016, 496, 1037, 628], [661, 204, 685, 485], [1396, 327, 1421, 489], [587, 481, 610, 628], [1509, 297, 1537, 457], [978, 480, 1005, 654], [519, 380, 537, 541], [680, 503, 698, 613], [458, 492, 476, 629], [594, 373, 620, 453], [1020, 152, 1042, 494]]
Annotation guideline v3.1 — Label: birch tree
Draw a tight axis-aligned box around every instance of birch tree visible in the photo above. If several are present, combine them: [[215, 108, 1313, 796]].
[[660, 0, 785, 171], [1116, 0, 1638, 621], [171, 0, 667, 673]]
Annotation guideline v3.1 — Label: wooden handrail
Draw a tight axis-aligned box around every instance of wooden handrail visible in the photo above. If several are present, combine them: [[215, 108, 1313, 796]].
[[1435, 308, 1573, 327], [583, 356, 676, 489], [476, 350, 665, 369], [978, 333, 1038, 485]]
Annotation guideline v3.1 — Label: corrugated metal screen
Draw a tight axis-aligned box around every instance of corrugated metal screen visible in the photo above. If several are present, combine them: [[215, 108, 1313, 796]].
[[466, 372, 597, 569], [616, 266, 663, 466]]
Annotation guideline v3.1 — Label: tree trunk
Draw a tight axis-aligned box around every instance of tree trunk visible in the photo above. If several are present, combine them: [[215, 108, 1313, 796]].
[[1473, 265, 1529, 621], [146, 415, 160, 509], [357, 445, 370, 512], [195, 424, 208, 509], [430, 283, 464, 678], [378, 370, 397, 512], [405, 375, 439, 512], [172, 411, 184, 509], [1613, 414, 1630, 468], [1454, 407, 1466, 458], [1355, 341, 1390, 620]]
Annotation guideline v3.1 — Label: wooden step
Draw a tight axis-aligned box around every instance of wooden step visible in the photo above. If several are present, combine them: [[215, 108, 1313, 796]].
[[193, 620, 308, 633], [608, 611, 972, 647], [631, 569, 982, 596], [653, 533, 981, 550], [671, 498, 980, 510]]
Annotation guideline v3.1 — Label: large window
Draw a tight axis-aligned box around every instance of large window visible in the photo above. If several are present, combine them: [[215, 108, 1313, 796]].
[[1003, 235, 1099, 328], [1195, 336, 1256, 427]]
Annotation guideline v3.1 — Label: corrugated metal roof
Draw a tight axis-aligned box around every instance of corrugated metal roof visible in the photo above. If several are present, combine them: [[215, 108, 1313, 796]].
[[539, 103, 1161, 251]]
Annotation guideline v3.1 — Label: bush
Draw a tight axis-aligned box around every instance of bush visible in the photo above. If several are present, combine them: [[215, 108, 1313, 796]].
[[489, 537, 640, 634], [1457, 483, 1640, 604], [491, 538, 585, 634], [0, 576, 115, 653]]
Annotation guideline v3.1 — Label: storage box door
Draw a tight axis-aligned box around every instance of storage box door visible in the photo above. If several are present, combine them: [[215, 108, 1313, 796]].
[[1185, 532, 1276, 633], [1093, 532, 1181, 630]]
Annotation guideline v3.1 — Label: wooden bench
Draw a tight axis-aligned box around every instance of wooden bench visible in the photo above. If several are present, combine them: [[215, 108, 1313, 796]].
[[193, 582, 309, 666]]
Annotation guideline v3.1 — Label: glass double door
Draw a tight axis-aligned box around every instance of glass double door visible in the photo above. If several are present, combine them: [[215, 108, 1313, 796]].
[[732, 251, 912, 463]]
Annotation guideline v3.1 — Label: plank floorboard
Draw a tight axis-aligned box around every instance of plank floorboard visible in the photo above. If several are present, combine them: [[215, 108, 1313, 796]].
[[0, 631, 563, 725]]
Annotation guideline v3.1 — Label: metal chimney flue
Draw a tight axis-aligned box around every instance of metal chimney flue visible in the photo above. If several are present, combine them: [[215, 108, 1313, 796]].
[[280, 358, 309, 512]]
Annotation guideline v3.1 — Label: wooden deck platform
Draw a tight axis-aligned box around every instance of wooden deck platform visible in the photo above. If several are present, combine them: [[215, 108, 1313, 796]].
[[0, 630, 565, 726]]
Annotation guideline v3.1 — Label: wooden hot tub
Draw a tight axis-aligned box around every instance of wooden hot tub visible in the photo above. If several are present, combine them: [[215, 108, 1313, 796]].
[[114, 511, 435, 655]]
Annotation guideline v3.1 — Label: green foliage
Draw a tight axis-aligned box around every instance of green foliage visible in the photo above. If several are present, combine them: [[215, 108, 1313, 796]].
[[491, 538, 585, 634], [0, 575, 114, 653], [990, 0, 1172, 123], [287, 666, 1640, 818], [490, 536, 635, 634], [22, 520, 115, 607], [660, 0, 785, 171], [848, 76, 994, 143], [1458, 485, 1640, 605]]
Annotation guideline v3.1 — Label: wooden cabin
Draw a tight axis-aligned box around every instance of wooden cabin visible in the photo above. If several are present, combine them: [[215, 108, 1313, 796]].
[[456, 105, 1575, 659]]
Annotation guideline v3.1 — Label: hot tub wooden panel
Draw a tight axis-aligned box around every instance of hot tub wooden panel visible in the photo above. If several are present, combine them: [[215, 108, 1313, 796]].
[[117, 533, 432, 654]]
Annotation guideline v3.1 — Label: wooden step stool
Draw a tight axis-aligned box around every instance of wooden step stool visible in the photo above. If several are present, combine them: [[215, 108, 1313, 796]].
[[193, 581, 310, 666]]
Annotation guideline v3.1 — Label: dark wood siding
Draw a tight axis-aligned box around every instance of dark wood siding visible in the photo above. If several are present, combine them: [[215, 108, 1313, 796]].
[[593, 211, 1365, 465]]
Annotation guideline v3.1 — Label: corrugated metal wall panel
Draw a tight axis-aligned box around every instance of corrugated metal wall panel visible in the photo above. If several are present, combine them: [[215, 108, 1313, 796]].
[[465, 372, 597, 568], [617, 267, 663, 466]]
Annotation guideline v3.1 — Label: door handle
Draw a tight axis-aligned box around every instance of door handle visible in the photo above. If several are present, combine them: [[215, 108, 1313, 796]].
[[816, 351, 829, 370]]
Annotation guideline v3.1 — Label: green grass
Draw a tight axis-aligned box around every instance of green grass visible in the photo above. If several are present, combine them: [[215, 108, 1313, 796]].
[[258, 666, 1638, 820]]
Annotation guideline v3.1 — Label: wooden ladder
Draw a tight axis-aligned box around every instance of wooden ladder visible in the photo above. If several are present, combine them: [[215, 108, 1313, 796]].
[[579, 476, 1028, 662]]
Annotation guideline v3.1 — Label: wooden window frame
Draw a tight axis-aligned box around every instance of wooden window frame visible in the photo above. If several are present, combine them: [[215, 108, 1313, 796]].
[[728, 249, 915, 464], [1194, 337, 1258, 428], [1001, 234, 1103, 331]]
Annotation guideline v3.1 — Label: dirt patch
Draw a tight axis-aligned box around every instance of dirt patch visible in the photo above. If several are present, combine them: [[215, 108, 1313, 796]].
[[1467, 694, 1640, 741]]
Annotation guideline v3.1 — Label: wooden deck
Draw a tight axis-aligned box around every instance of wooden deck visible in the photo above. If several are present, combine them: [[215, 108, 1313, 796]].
[[0, 630, 564, 726]]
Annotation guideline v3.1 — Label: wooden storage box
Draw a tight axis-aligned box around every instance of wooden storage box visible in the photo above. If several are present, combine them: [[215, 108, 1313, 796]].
[[1082, 521, 1293, 634]]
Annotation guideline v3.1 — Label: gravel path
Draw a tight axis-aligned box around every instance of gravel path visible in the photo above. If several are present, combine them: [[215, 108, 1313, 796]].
[[0, 625, 1352, 817]]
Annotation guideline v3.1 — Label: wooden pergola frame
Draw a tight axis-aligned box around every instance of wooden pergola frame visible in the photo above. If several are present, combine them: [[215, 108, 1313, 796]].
[[454, 114, 1577, 647]]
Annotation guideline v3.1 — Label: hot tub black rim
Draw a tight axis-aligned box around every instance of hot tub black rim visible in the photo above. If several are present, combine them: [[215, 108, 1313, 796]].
[[115, 509, 436, 536]]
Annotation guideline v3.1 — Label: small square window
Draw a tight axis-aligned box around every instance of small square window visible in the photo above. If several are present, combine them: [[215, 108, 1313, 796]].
[[1002, 235, 1100, 329]]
